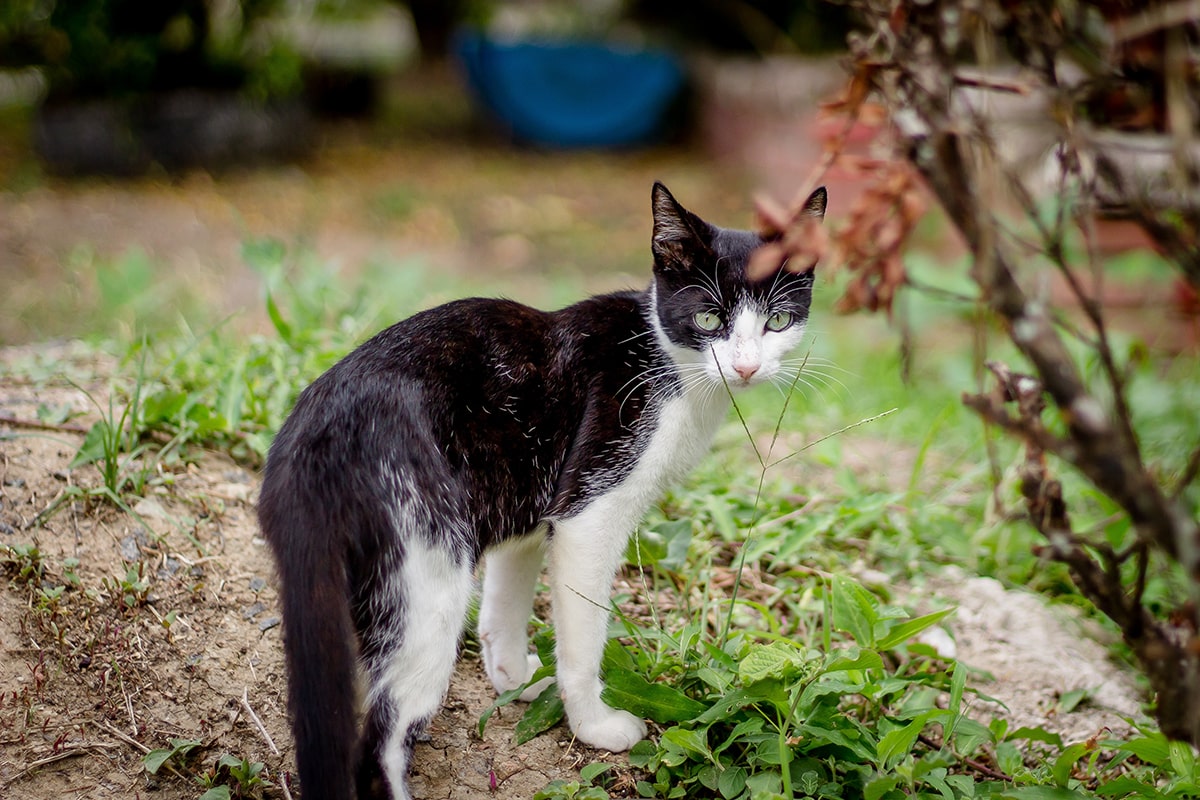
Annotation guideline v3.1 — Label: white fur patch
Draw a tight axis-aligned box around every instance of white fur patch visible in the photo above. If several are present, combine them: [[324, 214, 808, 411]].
[[371, 539, 472, 798], [707, 304, 807, 388]]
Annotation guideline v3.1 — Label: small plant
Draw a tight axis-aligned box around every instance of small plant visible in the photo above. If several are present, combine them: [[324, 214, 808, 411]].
[[143, 737, 205, 778], [103, 563, 151, 611], [534, 763, 614, 800], [195, 754, 272, 800], [1, 542, 45, 584]]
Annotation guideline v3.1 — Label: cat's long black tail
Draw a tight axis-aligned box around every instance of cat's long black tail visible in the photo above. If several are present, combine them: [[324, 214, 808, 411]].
[[259, 487, 360, 800]]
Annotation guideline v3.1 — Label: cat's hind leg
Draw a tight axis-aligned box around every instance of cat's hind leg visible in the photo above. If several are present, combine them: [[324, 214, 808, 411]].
[[357, 538, 473, 800], [479, 527, 551, 701]]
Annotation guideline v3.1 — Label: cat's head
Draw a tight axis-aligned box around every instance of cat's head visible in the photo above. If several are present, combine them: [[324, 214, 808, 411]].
[[649, 182, 827, 391]]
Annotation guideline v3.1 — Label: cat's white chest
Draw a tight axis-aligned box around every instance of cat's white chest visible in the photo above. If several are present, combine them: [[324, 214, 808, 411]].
[[631, 390, 728, 491]]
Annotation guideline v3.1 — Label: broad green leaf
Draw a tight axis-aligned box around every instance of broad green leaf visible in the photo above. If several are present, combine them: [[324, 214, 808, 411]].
[[70, 421, 110, 469], [877, 608, 956, 651], [1169, 740, 1197, 782], [738, 641, 816, 684], [1119, 735, 1170, 767], [601, 666, 705, 723], [865, 775, 901, 800], [945, 774, 977, 799], [718, 765, 747, 799], [142, 748, 175, 775], [1095, 776, 1165, 799], [925, 766, 955, 800], [628, 739, 657, 769], [514, 684, 565, 745], [824, 647, 885, 673], [996, 741, 1023, 776], [1008, 726, 1065, 748], [580, 762, 613, 783], [1052, 742, 1091, 787], [198, 788, 232, 800], [661, 727, 713, 762], [877, 712, 937, 770], [951, 717, 994, 758], [831, 576, 878, 647]]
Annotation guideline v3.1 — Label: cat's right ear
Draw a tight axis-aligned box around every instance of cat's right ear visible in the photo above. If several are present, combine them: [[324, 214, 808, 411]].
[[651, 182, 710, 270]]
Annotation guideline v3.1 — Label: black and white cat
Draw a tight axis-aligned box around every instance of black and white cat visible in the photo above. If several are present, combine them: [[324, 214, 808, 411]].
[[257, 182, 827, 800]]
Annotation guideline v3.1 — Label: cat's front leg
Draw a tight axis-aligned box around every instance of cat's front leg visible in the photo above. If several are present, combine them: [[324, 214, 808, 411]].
[[548, 508, 648, 752], [480, 529, 551, 701]]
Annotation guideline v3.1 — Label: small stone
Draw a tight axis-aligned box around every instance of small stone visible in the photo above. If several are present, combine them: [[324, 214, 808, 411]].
[[243, 601, 266, 620], [258, 616, 281, 632], [249, 576, 266, 593]]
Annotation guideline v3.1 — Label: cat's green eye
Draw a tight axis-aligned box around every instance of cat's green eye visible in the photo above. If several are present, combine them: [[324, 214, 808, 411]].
[[765, 311, 793, 332], [693, 311, 723, 332]]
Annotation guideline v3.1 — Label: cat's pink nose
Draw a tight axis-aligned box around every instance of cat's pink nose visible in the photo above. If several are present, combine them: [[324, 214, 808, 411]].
[[735, 364, 759, 381]]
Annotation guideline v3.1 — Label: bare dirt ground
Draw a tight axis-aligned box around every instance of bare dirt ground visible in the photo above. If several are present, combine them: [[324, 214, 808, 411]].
[[0, 68, 1150, 799], [0, 345, 590, 799]]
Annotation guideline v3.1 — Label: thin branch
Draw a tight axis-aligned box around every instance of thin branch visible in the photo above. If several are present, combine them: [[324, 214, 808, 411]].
[[240, 688, 281, 757]]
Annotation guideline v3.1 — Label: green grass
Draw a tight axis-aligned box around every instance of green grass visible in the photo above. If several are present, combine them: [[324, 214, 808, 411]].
[[22, 239, 1200, 800]]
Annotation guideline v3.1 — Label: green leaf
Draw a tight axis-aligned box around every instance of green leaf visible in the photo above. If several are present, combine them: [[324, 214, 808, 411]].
[[514, 684, 565, 745], [265, 291, 294, 345], [718, 765, 747, 799], [1052, 742, 1091, 787], [1119, 735, 1171, 767], [951, 718, 994, 758], [1169, 740, 1196, 782], [601, 666, 705, 723], [876, 712, 937, 770], [1057, 688, 1091, 714], [70, 421, 111, 469], [478, 684, 533, 737], [142, 748, 175, 775], [1095, 776, 1165, 799], [738, 641, 817, 684], [580, 762, 613, 784], [823, 647, 885, 673], [1008, 726, 1064, 748], [831, 576, 879, 647], [628, 739, 657, 769], [945, 660, 967, 741], [197, 788, 232, 800], [865, 775, 901, 800], [661, 727, 713, 762], [876, 607, 956, 651], [995, 741, 1023, 776]]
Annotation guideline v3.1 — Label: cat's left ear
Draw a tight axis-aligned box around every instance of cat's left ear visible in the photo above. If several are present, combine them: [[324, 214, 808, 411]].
[[801, 187, 828, 221], [651, 182, 712, 270]]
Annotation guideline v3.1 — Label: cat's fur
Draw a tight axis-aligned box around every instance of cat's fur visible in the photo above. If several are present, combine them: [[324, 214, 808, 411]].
[[257, 183, 827, 800]]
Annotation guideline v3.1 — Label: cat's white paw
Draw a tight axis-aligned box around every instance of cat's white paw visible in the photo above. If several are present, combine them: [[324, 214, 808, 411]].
[[570, 707, 648, 752], [486, 652, 551, 700]]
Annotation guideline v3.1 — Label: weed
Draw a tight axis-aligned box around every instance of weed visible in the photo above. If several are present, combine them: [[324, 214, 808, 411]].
[[143, 737, 205, 777], [196, 754, 272, 800], [534, 762, 615, 800], [1, 542, 45, 584], [102, 563, 151, 611]]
